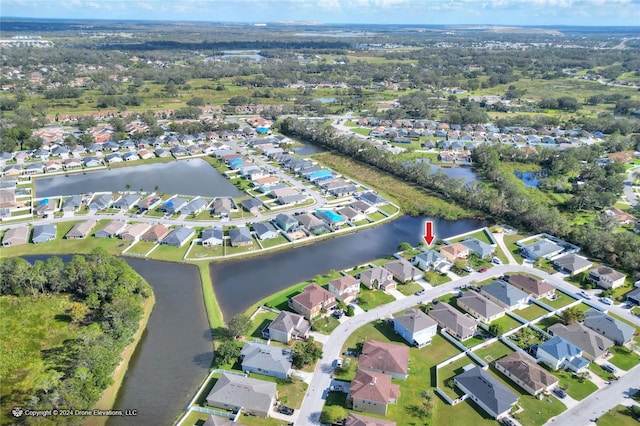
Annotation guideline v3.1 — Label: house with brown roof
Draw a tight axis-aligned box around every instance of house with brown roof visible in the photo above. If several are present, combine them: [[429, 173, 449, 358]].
[[588, 266, 626, 289], [358, 340, 410, 380], [457, 291, 505, 323], [349, 369, 400, 416], [383, 259, 422, 283], [440, 243, 470, 262], [288, 284, 337, 320], [359, 266, 395, 291], [65, 219, 97, 239], [120, 223, 151, 242], [428, 301, 477, 341], [495, 352, 558, 396], [140, 224, 171, 243], [328, 275, 360, 304], [604, 207, 637, 224], [345, 413, 396, 426], [507, 274, 556, 299], [95, 221, 128, 238]]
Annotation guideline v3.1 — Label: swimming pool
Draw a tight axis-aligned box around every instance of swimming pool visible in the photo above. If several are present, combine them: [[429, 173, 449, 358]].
[[317, 210, 344, 223]]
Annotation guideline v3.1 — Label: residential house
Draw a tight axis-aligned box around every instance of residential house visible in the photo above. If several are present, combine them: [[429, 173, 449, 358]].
[[440, 243, 470, 262], [351, 200, 377, 214], [23, 162, 43, 175], [328, 275, 360, 304], [170, 146, 188, 157], [63, 158, 82, 169], [548, 323, 614, 361], [61, 195, 83, 212], [138, 149, 155, 160], [337, 206, 367, 223], [155, 148, 171, 158], [212, 197, 233, 217], [158, 197, 188, 215], [137, 194, 162, 211], [140, 224, 170, 243], [349, 369, 400, 416], [88, 193, 113, 211], [383, 259, 422, 283], [411, 250, 452, 274], [295, 213, 329, 235], [65, 220, 97, 239], [240, 342, 293, 379], [507, 274, 555, 299], [201, 227, 224, 246], [82, 156, 101, 167], [520, 239, 564, 260], [454, 366, 518, 419], [32, 224, 56, 244], [604, 207, 637, 224], [264, 311, 311, 344], [289, 284, 337, 320], [229, 227, 253, 247], [480, 280, 530, 310], [359, 266, 396, 291], [359, 191, 387, 206], [274, 213, 298, 232], [495, 352, 558, 396], [626, 287, 640, 305], [344, 413, 396, 426], [241, 198, 262, 213], [536, 336, 590, 372], [95, 221, 127, 238], [392, 308, 438, 348], [588, 266, 626, 289], [180, 198, 208, 216], [161, 227, 195, 247], [1, 225, 29, 246], [120, 223, 151, 242], [45, 160, 63, 172], [457, 291, 505, 323], [105, 153, 123, 164], [428, 302, 477, 341], [113, 194, 140, 210], [206, 373, 277, 418], [460, 238, 494, 259], [553, 254, 593, 276], [253, 222, 279, 240], [583, 309, 635, 346], [34, 199, 56, 217], [202, 415, 236, 426], [277, 194, 306, 206], [315, 210, 347, 228]]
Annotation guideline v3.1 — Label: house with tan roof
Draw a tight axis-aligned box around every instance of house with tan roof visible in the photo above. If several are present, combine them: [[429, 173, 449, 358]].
[[95, 221, 128, 238], [65, 220, 97, 239], [2, 225, 29, 246], [440, 242, 470, 262], [359, 266, 395, 291], [120, 223, 151, 242], [495, 352, 558, 396], [345, 413, 396, 426], [288, 284, 336, 320], [457, 291, 505, 323], [328, 275, 360, 304], [507, 274, 555, 299], [383, 259, 422, 283], [428, 301, 477, 341], [358, 340, 410, 380], [140, 224, 171, 243], [349, 369, 400, 416], [588, 266, 626, 289]]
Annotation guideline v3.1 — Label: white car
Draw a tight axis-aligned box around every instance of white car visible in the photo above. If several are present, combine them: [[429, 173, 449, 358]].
[[491, 257, 502, 265], [600, 297, 614, 305]]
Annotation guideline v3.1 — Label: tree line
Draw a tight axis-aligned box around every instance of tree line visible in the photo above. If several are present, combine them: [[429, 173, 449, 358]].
[[0, 249, 152, 424]]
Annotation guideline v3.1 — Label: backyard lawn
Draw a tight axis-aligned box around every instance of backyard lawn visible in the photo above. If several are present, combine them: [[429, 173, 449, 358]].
[[489, 315, 523, 332], [258, 234, 290, 249], [367, 211, 386, 222], [187, 243, 224, 258], [378, 204, 399, 215], [356, 286, 396, 311], [515, 304, 550, 322], [247, 311, 278, 340], [543, 293, 577, 310], [472, 341, 513, 363], [534, 315, 563, 330], [437, 355, 482, 399], [462, 334, 488, 349], [126, 240, 156, 255]]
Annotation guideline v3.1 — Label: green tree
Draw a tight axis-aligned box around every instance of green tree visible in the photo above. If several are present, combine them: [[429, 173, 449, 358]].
[[562, 306, 585, 325], [69, 302, 89, 324], [319, 405, 347, 424], [489, 323, 504, 337], [227, 313, 251, 337], [398, 241, 412, 252], [215, 340, 240, 366], [293, 339, 323, 368]]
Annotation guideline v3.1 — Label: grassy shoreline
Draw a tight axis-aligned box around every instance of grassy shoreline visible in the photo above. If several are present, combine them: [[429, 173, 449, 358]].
[[87, 293, 155, 426]]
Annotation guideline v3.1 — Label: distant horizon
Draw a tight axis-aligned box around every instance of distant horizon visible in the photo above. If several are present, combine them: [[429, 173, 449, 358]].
[[2, 0, 640, 27]]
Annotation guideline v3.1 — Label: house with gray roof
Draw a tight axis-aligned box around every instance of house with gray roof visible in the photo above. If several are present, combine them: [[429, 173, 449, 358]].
[[411, 250, 452, 273], [65, 220, 97, 239], [253, 222, 278, 240], [536, 336, 590, 372], [264, 311, 310, 344], [161, 227, 195, 247], [460, 238, 494, 259], [480, 280, 529, 310], [229, 227, 253, 246], [201, 227, 223, 246], [274, 213, 298, 232], [383, 259, 422, 283], [295, 212, 329, 235], [206, 373, 277, 418], [181, 198, 208, 216], [350, 200, 377, 214], [2, 225, 29, 246], [95, 221, 128, 238], [583, 309, 635, 346], [495, 352, 558, 396], [359, 191, 387, 206], [88, 193, 113, 211], [277, 194, 306, 205], [212, 197, 233, 217], [62, 195, 83, 212], [105, 153, 123, 164], [359, 266, 396, 291], [240, 342, 293, 379], [520, 239, 564, 260], [158, 197, 188, 215], [454, 366, 518, 419], [32, 224, 56, 244], [548, 323, 614, 361], [392, 308, 438, 347], [457, 291, 505, 323], [82, 156, 101, 167], [588, 266, 626, 289], [113, 194, 140, 210], [428, 301, 477, 341], [241, 198, 262, 213], [626, 287, 640, 305], [553, 254, 593, 276], [202, 415, 236, 426]]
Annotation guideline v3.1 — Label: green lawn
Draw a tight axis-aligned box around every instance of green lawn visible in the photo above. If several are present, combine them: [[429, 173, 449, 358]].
[[462, 334, 487, 349], [489, 315, 523, 331], [311, 315, 341, 335], [148, 239, 194, 262], [549, 368, 598, 400], [378, 204, 399, 215], [503, 233, 527, 264], [247, 311, 278, 340], [450, 229, 493, 245], [424, 271, 452, 286], [367, 211, 386, 222], [438, 355, 482, 399], [589, 363, 617, 381], [608, 345, 640, 371], [396, 281, 424, 296], [258, 234, 290, 248], [356, 286, 396, 311], [543, 293, 577, 309], [597, 405, 640, 426], [472, 341, 513, 363], [534, 315, 563, 330], [126, 240, 156, 255], [225, 239, 259, 255], [515, 304, 550, 322], [570, 302, 593, 314], [187, 243, 224, 259]]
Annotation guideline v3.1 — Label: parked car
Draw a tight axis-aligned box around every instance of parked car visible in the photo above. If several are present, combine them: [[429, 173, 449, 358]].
[[600, 297, 614, 305], [330, 384, 344, 392], [332, 310, 344, 319], [492, 257, 502, 265], [602, 364, 617, 373], [415, 289, 425, 296], [277, 406, 294, 415], [553, 388, 567, 399], [478, 268, 488, 273], [335, 358, 343, 368], [578, 291, 591, 299]]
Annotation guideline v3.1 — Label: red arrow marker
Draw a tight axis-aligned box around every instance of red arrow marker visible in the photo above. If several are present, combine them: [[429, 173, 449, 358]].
[[423, 221, 435, 246]]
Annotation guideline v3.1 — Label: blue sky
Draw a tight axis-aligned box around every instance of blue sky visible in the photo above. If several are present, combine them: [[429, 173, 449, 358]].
[[2, 0, 640, 26]]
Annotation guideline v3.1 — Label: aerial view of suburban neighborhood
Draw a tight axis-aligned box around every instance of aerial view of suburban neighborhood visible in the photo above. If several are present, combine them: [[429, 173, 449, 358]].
[[1, 2, 640, 426]]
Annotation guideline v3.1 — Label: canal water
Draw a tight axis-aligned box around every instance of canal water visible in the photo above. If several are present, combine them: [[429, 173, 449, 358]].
[[210, 214, 487, 319], [34, 159, 244, 198]]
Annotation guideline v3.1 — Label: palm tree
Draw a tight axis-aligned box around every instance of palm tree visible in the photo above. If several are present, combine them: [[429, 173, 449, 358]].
[[124, 183, 131, 193]]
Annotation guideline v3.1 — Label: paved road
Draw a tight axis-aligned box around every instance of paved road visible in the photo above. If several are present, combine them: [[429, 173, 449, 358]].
[[623, 166, 639, 207]]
